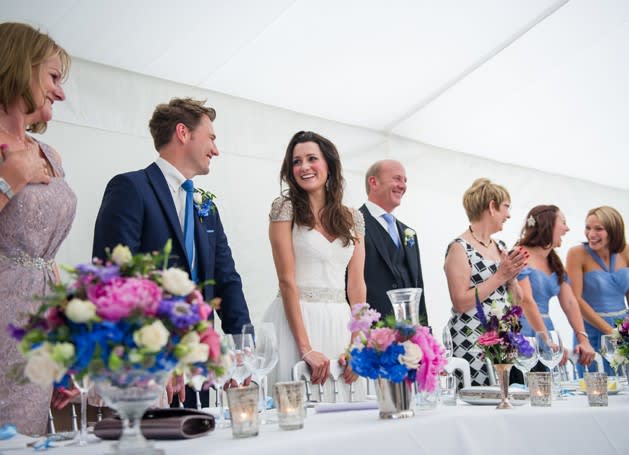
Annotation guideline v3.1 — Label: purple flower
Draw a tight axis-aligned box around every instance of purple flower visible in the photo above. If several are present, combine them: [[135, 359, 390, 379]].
[[76, 263, 120, 283], [7, 323, 26, 341], [475, 288, 488, 328], [158, 298, 200, 329]]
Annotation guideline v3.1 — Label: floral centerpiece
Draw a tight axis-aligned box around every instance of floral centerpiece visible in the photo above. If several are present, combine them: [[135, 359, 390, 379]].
[[474, 290, 533, 364], [9, 240, 225, 391], [609, 314, 629, 370], [474, 289, 533, 409], [347, 303, 446, 392]]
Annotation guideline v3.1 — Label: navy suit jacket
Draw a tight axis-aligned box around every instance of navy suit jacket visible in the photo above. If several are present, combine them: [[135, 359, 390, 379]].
[[93, 163, 250, 334], [359, 204, 428, 325]]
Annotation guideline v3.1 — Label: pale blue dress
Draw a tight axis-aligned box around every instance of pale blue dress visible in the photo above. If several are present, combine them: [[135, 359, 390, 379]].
[[577, 243, 629, 375], [517, 267, 562, 337]]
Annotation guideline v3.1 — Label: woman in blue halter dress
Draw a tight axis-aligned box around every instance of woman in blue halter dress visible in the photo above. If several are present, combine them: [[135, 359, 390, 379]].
[[567, 206, 629, 376], [516, 205, 595, 373]]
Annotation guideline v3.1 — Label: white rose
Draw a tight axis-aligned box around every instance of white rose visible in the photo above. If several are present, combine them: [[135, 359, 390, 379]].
[[179, 332, 209, 364], [111, 244, 133, 266], [133, 320, 170, 352], [162, 268, 195, 296], [24, 344, 67, 387], [404, 228, 415, 237], [65, 298, 97, 323], [193, 192, 202, 205], [398, 340, 423, 370]]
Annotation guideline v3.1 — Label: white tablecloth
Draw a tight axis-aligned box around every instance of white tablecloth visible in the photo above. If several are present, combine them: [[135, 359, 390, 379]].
[[2, 394, 628, 454]]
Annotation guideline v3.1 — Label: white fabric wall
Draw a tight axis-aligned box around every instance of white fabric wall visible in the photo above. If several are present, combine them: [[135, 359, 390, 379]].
[[45, 59, 629, 347]]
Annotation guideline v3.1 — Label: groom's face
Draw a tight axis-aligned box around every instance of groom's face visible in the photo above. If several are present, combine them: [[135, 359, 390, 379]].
[[185, 115, 219, 176]]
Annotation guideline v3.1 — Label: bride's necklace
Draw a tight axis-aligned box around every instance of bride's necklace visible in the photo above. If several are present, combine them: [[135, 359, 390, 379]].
[[469, 226, 493, 248]]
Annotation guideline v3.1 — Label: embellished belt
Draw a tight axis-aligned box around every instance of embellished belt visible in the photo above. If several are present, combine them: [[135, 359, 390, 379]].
[[0, 252, 54, 271], [597, 309, 627, 318], [277, 287, 346, 303]]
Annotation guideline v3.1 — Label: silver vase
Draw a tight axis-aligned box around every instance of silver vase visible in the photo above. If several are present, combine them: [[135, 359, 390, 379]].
[[494, 364, 513, 410], [375, 378, 414, 419], [386, 288, 423, 325]]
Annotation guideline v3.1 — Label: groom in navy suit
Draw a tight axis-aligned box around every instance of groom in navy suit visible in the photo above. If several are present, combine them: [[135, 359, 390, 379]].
[[93, 99, 251, 406], [359, 160, 428, 326]]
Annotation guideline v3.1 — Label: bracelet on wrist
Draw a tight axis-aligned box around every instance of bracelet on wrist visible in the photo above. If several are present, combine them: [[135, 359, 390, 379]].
[[576, 330, 589, 339], [301, 349, 314, 360], [0, 177, 14, 200]]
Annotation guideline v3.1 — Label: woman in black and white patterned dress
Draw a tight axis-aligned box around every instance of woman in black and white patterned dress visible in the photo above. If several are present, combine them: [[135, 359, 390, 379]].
[[444, 178, 527, 386]]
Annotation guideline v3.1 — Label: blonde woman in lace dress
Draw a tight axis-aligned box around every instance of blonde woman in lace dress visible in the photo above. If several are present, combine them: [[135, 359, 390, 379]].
[[264, 131, 366, 401], [0, 23, 76, 435]]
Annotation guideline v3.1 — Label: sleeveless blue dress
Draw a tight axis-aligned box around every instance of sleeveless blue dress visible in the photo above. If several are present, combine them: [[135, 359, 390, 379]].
[[577, 243, 629, 375], [517, 267, 562, 337]]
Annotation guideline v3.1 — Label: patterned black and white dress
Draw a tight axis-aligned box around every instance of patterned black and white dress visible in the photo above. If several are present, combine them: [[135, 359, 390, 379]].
[[446, 238, 510, 386]]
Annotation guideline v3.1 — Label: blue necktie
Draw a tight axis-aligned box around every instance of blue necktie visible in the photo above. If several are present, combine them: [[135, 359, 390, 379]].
[[181, 179, 197, 282], [382, 213, 401, 248]]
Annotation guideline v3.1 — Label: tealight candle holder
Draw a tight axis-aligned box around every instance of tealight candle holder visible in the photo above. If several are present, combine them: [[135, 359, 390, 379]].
[[226, 384, 260, 438], [273, 381, 305, 430], [584, 372, 608, 407], [527, 372, 552, 407]]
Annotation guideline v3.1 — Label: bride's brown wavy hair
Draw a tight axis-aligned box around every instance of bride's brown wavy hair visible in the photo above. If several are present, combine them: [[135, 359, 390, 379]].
[[280, 131, 356, 247], [516, 205, 566, 284]]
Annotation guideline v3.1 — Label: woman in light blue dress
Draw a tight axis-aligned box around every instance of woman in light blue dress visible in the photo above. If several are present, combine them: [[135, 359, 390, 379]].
[[515, 205, 595, 371], [566, 206, 629, 375]]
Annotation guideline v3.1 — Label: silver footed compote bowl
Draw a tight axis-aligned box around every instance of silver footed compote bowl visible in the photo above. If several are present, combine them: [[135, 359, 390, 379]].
[[92, 369, 171, 455]]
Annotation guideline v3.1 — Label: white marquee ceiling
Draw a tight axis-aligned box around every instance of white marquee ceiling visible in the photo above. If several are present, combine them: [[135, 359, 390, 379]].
[[3, 0, 628, 189]]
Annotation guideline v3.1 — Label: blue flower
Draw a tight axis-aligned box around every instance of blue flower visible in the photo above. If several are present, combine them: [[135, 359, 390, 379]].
[[158, 298, 200, 329]]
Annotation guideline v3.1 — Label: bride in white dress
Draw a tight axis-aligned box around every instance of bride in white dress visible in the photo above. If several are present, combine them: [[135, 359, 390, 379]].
[[264, 131, 366, 401]]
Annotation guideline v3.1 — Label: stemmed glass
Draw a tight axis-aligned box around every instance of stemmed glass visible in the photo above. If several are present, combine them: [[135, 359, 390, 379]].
[[188, 372, 206, 410], [514, 337, 539, 388], [224, 333, 255, 386], [600, 334, 620, 387], [70, 374, 91, 446], [210, 349, 236, 429], [535, 331, 564, 398], [242, 323, 279, 423]]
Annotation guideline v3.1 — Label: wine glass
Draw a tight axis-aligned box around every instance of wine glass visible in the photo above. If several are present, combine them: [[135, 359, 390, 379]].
[[600, 334, 620, 386], [535, 331, 564, 398], [69, 374, 91, 446], [188, 371, 207, 410], [243, 323, 279, 423], [514, 336, 538, 388], [441, 326, 456, 398], [224, 333, 255, 386], [210, 348, 236, 429]]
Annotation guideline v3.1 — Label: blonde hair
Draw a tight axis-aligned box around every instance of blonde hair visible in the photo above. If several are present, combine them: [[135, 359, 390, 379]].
[[0, 22, 71, 134], [587, 206, 626, 253], [463, 178, 510, 222]]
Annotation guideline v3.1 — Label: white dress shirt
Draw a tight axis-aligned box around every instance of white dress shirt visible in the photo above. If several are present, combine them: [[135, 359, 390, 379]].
[[155, 157, 188, 230], [364, 200, 396, 231]]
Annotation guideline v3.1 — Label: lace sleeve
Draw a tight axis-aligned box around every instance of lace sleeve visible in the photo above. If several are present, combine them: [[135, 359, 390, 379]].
[[269, 197, 293, 222], [352, 208, 365, 236]]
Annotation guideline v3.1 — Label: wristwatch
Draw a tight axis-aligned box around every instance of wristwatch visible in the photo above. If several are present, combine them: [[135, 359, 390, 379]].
[[0, 177, 14, 199]]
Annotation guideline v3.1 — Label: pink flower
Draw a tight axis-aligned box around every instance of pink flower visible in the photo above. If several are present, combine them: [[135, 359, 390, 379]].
[[199, 327, 221, 362], [368, 328, 396, 350], [88, 277, 162, 321], [412, 326, 446, 393], [45, 307, 64, 328], [348, 303, 381, 333], [477, 331, 502, 347]]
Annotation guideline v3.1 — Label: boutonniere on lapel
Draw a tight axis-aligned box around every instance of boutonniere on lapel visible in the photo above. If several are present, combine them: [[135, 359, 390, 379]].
[[403, 228, 416, 247], [193, 187, 216, 220]]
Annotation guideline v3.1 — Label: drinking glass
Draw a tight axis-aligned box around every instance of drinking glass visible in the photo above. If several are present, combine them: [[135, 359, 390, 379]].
[[242, 323, 279, 424], [211, 351, 236, 429], [70, 374, 91, 446], [441, 326, 456, 402], [224, 333, 255, 386], [600, 334, 620, 386], [188, 372, 206, 410], [514, 337, 538, 387], [535, 331, 564, 398]]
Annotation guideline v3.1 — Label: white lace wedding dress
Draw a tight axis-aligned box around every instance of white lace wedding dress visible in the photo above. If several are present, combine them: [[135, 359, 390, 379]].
[[264, 197, 365, 402]]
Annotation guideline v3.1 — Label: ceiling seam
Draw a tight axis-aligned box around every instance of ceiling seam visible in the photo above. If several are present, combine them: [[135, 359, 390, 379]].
[[195, 0, 299, 86], [383, 0, 571, 134]]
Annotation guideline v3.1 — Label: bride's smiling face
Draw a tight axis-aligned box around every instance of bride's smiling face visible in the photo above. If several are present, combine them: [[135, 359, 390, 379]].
[[292, 141, 329, 193]]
